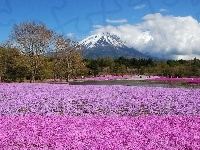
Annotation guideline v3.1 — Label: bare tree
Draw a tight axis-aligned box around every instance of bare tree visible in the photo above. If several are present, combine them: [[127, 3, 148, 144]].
[[10, 22, 54, 82], [54, 35, 83, 82]]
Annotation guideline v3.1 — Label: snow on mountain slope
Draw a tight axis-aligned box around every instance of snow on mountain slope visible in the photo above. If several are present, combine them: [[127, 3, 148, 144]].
[[79, 32, 125, 48]]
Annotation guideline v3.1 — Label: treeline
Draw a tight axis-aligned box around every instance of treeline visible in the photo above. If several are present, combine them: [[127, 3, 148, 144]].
[[1, 21, 200, 83], [85, 57, 200, 78], [1, 45, 200, 82]]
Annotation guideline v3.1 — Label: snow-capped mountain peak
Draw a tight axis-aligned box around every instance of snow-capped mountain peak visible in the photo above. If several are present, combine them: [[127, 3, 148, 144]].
[[78, 32, 151, 59], [80, 32, 126, 48]]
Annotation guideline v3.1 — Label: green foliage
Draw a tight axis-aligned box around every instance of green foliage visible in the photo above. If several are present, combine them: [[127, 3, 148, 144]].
[[0, 47, 29, 82], [85, 59, 99, 77]]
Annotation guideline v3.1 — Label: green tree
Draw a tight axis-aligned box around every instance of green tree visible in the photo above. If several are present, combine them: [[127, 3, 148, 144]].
[[97, 57, 115, 74], [0, 47, 28, 82], [86, 59, 99, 77], [0, 46, 8, 82]]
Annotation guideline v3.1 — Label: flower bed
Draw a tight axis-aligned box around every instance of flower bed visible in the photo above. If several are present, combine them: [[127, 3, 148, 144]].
[[1, 83, 200, 149], [82, 75, 133, 81], [0, 116, 200, 149], [0, 83, 200, 116], [71, 75, 157, 81]]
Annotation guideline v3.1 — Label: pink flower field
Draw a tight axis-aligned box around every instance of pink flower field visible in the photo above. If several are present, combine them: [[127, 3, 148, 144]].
[[1, 116, 200, 149], [0, 83, 200, 149]]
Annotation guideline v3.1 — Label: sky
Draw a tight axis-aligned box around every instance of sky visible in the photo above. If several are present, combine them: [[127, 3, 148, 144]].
[[1, 0, 200, 60]]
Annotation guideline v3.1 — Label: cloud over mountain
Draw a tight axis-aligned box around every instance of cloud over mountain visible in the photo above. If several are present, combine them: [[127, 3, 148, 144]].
[[92, 13, 200, 60]]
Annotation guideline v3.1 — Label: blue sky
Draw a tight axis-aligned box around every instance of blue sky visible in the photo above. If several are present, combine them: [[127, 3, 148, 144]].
[[1, 0, 200, 59]]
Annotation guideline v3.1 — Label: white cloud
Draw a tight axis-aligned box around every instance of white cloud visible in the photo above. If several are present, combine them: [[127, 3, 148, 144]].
[[106, 19, 127, 23], [134, 4, 145, 9], [92, 13, 200, 60], [159, 8, 167, 12], [67, 33, 74, 38], [93, 25, 103, 28]]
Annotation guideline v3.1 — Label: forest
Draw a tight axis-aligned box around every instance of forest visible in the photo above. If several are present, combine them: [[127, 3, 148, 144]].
[[1, 21, 200, 82], [1, 45, 200, 83]]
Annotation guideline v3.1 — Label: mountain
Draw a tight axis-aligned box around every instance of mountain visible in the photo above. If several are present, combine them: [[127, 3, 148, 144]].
[[79, 33, 149, 59]]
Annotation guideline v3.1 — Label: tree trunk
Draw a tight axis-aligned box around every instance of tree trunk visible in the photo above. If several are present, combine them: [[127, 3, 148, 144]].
[[30, 67, 36, 83], [66, 72, 69, 83], [30, 75, 35, 83], [53, 65, 56, 83]]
